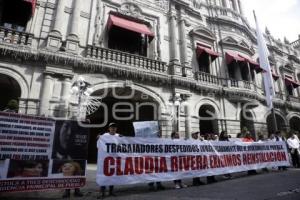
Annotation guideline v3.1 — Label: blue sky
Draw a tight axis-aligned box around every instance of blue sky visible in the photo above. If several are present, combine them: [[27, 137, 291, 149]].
[[243, 0, 300, 42]]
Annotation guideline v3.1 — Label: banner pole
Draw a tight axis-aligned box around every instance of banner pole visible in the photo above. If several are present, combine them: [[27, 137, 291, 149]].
[[271, 108, 278, 132]]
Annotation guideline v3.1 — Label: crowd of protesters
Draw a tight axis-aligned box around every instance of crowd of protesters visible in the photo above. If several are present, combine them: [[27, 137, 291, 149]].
[[94, 123, 300, 199]]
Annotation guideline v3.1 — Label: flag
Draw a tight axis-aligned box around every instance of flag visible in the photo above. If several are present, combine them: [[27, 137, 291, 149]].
[[254, 11, 275, 110]]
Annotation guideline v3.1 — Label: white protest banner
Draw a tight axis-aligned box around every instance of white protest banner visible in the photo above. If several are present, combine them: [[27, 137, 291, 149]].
[[133, 121, 159, 138], [96, 136, 290, 186]]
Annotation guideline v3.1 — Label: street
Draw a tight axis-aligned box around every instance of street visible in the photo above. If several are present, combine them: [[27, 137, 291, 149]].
[[1, 165, 300, 200]]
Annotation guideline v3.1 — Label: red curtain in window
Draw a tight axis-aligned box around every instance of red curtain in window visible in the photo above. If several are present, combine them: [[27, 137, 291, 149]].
[[23, 0, 36, 15], [196, 45, 220, 61], [271, 69, 279, 81], [284, 75, 300, 88], [107, 14, 154, 41], [238, 54, 264, 73], [225, 52, 246, 65]]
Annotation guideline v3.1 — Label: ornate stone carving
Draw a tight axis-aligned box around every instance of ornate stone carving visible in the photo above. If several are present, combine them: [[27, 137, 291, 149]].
[[154, 0, 169, 11], [119, 3, 143, 19]]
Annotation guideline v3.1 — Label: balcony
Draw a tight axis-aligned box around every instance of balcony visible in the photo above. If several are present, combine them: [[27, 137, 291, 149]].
[[227, 79, 258, 91], [195, 71, 224, 86], [0, 26, 33, 46], [287, 95, 300, 103], [86, 46, 167, 74]]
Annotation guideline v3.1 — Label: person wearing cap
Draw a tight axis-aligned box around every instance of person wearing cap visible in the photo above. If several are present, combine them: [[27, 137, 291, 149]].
[[97, 122, 120, 199]]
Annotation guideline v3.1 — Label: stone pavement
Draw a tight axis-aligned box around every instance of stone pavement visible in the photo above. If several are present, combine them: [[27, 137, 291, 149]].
[[1, 165, 300, 200]]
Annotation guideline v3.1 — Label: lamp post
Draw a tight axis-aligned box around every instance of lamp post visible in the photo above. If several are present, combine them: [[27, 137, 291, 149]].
[[71, 76, 93, 119], [173, 93, 182, 132]]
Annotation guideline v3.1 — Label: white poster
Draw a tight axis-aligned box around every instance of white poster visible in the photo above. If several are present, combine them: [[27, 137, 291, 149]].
[[133, 121, 159, 138], [97, 136, 290, 186], [0, 112, 55, 160]]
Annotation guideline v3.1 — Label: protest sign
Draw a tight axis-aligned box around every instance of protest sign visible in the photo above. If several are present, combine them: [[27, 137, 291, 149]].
[[96, 136, 290, 186], [133, 121, 159, 138], [0, 112, 89, 193]]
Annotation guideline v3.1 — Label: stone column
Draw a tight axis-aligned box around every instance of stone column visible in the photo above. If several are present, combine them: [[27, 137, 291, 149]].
[[47, 0, 66, 49], [39, 73, 54, 116], [237, 0, 244, 15], [168, 4, 181, 76], [66, 0, 81, 52], [61, 77, 72, 101], [169, 13, 179, 63], [60, 76, 72, 117], [233, 0, 238, 11], [178, 8, 192, 77], [179, 9, 187, 66]]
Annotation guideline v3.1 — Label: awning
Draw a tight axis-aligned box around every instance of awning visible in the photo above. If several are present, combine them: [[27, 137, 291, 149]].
[[271, 69, 279, 81], [23, 0, 36, 15], [284, 76, 300, 88], [196, 45, 220, 61], [225, 52, 245, 65], [108, 14, 154, 41], [239, 54, 264, 73]]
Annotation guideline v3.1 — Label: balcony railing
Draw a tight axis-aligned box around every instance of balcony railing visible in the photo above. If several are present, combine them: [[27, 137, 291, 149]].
[[195, 71, 224, 86], [227, 79, 259, 91], [86, 46, 167, 73], [275, 92, 284, 100], [291, 39, 300, 49], [0, 26, 33, 46], [287, 95, 300, 103]]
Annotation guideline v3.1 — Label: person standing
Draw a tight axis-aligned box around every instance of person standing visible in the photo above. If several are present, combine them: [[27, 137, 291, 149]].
[[287, 131, 300, 168], [273, 131, 288, 170], [191, 132, 205, 186], [206, 134, 217, 183], [219, 131, 232, 179], [242, 132, 257, 175], [97, 122, 120, 199], [171, 131, 187, 189]]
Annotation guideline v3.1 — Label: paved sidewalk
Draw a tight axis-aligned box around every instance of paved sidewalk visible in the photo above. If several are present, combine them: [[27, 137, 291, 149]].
[[1, 166, 300, 200]]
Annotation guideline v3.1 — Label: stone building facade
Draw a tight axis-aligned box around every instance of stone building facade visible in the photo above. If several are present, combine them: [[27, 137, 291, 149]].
[[1, 0, 300, 146]]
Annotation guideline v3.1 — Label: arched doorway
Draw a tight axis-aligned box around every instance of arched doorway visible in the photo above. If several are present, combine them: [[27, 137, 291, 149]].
[[199, 104, 218, 136], [240, 110, 255, 139], [0, 74, 21, 111], [289, 116, 300, 132], [86, 87, 160, 163], [266, 113, 286, 134]]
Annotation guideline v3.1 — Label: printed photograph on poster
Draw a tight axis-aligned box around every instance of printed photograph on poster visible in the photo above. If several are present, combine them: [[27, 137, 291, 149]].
[[52, 120, 89, 160], [51, 159, 86, 177], [7, 160, 49, 178]]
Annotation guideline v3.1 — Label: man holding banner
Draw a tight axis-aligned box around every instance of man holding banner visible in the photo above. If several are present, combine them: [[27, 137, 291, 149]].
[[97, 122, 120, 199]]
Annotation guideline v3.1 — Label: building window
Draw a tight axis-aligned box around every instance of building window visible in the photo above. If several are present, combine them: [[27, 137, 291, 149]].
[[0, 0, 34, 31], [286, 84, 294, 96], [284, 75, 300, 96], [107, 13, 154, 57], [196, 44, 219, 74], [226, 52, 247, 80]]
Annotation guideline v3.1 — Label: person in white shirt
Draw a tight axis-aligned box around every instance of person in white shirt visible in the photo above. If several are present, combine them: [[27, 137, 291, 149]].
[[287, 132, 300, 168], [98, 122, 120, 199]]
